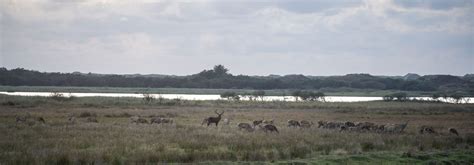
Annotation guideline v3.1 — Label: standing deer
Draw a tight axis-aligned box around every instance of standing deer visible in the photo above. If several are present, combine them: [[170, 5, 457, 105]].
[[203, 110, 224, 127]]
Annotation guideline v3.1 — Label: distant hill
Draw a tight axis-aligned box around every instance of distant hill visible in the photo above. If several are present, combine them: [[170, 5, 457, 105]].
[[0, 66, 472, 95]]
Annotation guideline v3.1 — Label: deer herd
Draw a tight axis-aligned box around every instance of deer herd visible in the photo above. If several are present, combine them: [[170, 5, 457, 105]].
[[14, 110, 461, 137]]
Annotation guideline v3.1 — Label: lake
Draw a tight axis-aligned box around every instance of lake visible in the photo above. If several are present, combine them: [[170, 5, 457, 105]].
[[1, 91, 472, 103]]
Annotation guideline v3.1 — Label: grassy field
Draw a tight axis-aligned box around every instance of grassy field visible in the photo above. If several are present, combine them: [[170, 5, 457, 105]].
[[0, 85, 439, 96], [0, 94, 473, 164]]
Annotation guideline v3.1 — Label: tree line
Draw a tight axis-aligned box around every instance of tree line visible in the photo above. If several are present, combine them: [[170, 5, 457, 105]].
[[0, 65, 473, 96]]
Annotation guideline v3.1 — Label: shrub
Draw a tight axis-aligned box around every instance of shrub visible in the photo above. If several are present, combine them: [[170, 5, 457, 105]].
[[220, 92, 240, 101], [142, 93, 155, 104]]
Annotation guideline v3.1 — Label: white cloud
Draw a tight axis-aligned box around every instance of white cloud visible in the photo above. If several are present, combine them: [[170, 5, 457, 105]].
[[1, 0, 473, 75]]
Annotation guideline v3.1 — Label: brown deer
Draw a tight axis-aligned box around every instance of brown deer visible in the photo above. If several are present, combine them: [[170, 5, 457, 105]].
[[238, 123, 254, 132], [259, 124, 279, 133], [449, 128, 459, 136], [287, 120, 301, 128], [203, 110, 224, 127], [253, 119, 263, 127]]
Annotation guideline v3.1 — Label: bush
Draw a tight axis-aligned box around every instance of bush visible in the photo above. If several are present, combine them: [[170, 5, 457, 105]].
[[220, 92, 240, 101], [384, 92, 408, 102], [142, 93, 155, 104], [292, 90, 325, 101]]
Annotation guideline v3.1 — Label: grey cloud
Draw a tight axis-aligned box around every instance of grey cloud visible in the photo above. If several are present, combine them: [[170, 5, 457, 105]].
[[0, 0, 472, 75]]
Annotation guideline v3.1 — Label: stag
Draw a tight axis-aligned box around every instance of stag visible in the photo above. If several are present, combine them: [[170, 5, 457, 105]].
[[203, 110, 224, 127]]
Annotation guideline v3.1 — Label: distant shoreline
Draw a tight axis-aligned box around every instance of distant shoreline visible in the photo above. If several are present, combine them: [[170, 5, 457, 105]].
[[0, 85, 455, 97]]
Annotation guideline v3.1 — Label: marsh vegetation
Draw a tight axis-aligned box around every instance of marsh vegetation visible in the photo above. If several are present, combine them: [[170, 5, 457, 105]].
[[0, 94, 473, 164]]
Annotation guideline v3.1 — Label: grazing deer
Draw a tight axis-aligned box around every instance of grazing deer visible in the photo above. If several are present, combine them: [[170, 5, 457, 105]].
[[345, 121, 355, 127], [263, 119, 274, 125], [238, 123, 254, 132], [86, 117, 98, 123], [130, 116, 148, 124], [317, 120, 327, 128], [203, 110, 224, 127], [287, 120, 301, 128], [259, 124, 279, 133], [36, 117, 46, 124], [385, 121, 408, 133], [16, 116, 27, 123], [253, 120, 263, 127], [449, 128, 459, 136], [161, 118, 173, 124], [68, 116, 76, 124], [151, 117, 163, 124], [419, 125, 436, 134], [300, 120, 313, 128]]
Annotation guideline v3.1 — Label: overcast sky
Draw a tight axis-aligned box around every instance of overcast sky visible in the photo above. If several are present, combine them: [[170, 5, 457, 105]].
[[1, 0, 473, 76]]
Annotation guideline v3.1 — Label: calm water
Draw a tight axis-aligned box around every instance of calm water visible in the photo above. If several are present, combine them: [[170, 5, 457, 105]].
[[0, 91, 472, 103]]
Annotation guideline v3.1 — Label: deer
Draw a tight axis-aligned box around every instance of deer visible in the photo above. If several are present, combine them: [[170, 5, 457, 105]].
[[287, 120, 301, 128], [130, 116, 148, 124], [263, 119, 274, 125], [449, 128, 459, 136], [253, 119, 263, 127], [238, 123, 254, 132], [300, 120, 313, 128], [259, 124, 279, 133], [203, 110, 224, 127]]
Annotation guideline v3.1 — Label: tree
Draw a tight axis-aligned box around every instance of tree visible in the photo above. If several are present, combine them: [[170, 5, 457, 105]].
[[384, 92, 408, 102], [292, 90, 302, 101], [292, 90, 325, 102], [449, 93, 464, 104], [213, 65, 229, 76], [383, 95, 394, 101], [220, 91, 240, 101], [252, 90, 265, 101]]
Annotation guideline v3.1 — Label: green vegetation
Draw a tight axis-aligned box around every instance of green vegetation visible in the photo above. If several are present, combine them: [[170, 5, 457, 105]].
[[0, 85, 463, 97], [1, 66, 473, 96], [0, 94, 473, 163], [292, 90, 325, 101]]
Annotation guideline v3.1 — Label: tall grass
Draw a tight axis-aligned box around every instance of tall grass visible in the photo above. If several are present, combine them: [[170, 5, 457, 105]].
[[0, 94, 473, 163]]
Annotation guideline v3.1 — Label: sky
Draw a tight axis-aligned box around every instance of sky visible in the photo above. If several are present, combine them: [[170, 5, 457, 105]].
[[0, 0, 473, 76]]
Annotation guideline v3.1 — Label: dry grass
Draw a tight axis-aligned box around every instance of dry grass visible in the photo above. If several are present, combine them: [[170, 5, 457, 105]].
[[0, 95, 473, 164]]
